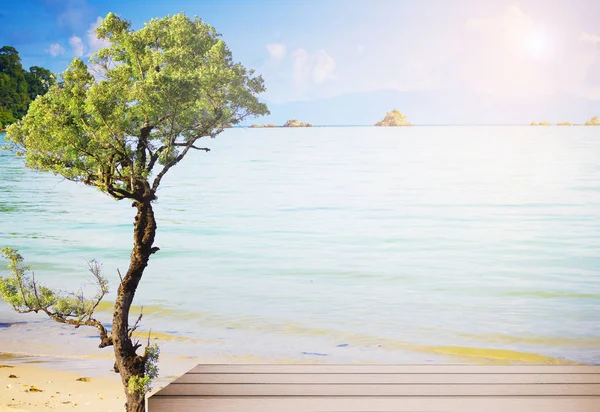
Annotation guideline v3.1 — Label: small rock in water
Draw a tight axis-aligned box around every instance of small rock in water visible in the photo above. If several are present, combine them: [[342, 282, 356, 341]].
[[76, 377, 91, 382], [0, 364, 14, 368], [26, 386, 43, 393], [8, 374, 18, 378], [336, 344, 349, 347], [301, 352, 328, 356]]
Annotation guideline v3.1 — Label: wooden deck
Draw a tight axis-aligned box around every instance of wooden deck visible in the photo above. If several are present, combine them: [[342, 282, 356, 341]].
[[148, 364, 600, 411]]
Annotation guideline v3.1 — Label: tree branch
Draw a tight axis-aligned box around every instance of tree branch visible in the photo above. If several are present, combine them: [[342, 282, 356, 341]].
[[172, 143, 210, 151], [107, 185, 137, 200], [128, 308, 143, 339], [151, 117, 221, 191], [0, 249, 113, 349]]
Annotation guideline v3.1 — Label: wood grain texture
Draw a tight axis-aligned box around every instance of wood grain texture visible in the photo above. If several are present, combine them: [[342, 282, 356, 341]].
[[155, 383, 600, 396], [186, 364, 600, 374], [148, 396, 600, 412], [148, 365, 600, 412], [172, 372, 600, 384]]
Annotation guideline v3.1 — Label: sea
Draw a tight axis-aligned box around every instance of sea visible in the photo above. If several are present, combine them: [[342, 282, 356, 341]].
[[1, 126, 599, 380]]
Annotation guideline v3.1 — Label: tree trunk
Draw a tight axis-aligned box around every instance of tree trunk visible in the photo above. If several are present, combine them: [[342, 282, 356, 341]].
[[113, 197, 157, 412], [125, 390, 146, 412]]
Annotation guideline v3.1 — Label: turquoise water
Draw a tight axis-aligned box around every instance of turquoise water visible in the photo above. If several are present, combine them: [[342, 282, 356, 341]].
[[1, 127, 599, 373]]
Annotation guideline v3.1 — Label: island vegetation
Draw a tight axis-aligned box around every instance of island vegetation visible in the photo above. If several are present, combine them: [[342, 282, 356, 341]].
[[1, 12, 268, 412], [250, 123, 276, 128], [283, 119, 312, 127], [0, 46, 54, 129], [530, 117, 598, 126], [375, 109, 412, 126]]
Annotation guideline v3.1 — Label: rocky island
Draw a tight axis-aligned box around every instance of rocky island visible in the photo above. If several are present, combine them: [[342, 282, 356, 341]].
[[375, 109, 412, 126], [530, 117, 599, 126], [283, 119, 312, 127], [249, 123, 277, 128]]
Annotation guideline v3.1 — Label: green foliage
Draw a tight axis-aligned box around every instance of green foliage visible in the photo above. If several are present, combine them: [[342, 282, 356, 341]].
[[6, 12, 268, 201], [24, 66, 55, 101], [127, 344, 160, 395], [3, 15, 268, 409], [0, 47, 53, 126], [0, 248, 109, 323], [0, 110, 15, 128], [390, 109, 406, 120], [585, 116, 599, 126], [375, 109, 412, 126]]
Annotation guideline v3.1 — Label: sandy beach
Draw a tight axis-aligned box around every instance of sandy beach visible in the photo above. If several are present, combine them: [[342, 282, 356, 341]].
[[0, 361, 125, 412]]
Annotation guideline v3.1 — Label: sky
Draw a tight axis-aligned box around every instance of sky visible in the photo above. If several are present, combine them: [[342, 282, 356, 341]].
[[2, 0, 600, 106]]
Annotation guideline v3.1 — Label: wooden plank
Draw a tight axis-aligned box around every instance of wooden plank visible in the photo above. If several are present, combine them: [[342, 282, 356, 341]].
[[187, 364, 600, 374], [155, 383, 600, 396], [172, 372, 600, 384], [147, 396, 600, 412]]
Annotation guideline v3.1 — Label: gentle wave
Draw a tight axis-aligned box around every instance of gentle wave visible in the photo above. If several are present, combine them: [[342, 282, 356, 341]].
[[2, 127, 600, 366]]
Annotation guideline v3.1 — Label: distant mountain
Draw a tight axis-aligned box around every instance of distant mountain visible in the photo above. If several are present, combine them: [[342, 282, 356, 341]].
[[250, 90, 600, 126]]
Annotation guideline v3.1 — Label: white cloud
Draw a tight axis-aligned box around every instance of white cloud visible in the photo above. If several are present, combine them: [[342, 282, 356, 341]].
[[86, 16, 111, 55], [266, 43, 286, 61], [291, 49, 309, 85], [357, 44, 365, 54], [311, 51, 336, 83], [69, 35, 85, 57], [46, 43, 65, 57], [292, 48, 336, 90], [57, 0, 91, 30], [64, 17, 110, 62], [581, 32, 600, 44]]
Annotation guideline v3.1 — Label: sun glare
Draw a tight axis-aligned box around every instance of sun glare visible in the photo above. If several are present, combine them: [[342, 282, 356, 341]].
[[525, 31, 551, 57]]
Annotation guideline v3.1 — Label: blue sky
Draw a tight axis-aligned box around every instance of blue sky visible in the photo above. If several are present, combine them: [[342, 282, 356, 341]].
[[2, 0, 600, 105]]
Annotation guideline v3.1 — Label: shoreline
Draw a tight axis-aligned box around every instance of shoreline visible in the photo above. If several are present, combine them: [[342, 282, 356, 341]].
[[1, 345, 595, 412], [2, 302, 597, 371]]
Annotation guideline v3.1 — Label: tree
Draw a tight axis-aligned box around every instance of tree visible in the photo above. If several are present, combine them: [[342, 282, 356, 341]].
[[2, 12, 268, 412], [24, 66, 55, 101], [0, 46, 29, 120], [0, 47, 54, 126]]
